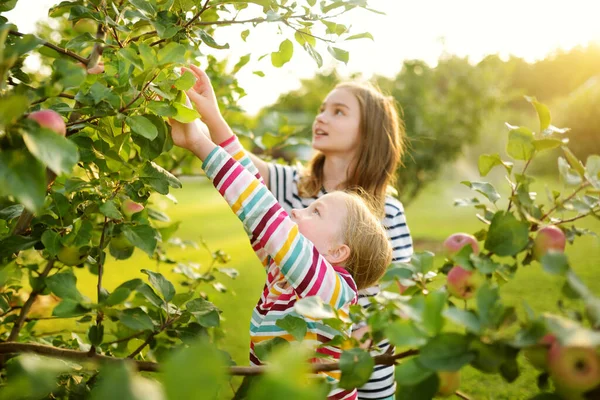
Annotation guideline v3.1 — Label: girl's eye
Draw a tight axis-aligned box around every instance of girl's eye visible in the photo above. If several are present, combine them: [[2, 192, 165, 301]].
[[335, 109, 344, 116]]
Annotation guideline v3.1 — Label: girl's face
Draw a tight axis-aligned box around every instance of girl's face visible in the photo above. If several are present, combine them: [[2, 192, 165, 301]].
[[290, 192, 350, 264], [312, 87, 361, 157]]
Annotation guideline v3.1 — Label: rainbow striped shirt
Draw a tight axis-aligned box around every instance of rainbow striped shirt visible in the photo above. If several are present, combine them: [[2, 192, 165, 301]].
[[203, 137, 358, 399]]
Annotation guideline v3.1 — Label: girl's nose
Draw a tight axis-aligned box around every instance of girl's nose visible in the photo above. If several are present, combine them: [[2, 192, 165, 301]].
[[315, 112, 327, 124]]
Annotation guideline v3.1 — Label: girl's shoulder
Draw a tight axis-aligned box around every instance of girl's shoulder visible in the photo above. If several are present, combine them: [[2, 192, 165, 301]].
[[383, 194, 406, 217]]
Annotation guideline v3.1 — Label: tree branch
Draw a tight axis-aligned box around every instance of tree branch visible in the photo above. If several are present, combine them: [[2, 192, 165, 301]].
[[0, 342, 419, 375], [32, 93, 75, 106], [8, 30, 88, 65], [506, 156, 534, 213], [540, 181, 591, 222], [7, 260, 55, 342], [183, 0, 211, 28]]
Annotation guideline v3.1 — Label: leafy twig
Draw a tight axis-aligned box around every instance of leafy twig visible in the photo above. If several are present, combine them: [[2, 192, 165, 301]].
[[8, 31, 88, 64], [540, 181, 591, 222]]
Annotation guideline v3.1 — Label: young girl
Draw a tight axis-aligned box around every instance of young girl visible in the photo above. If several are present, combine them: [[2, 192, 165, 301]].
[[176, 65, 413, 400], [170, 65, 393, 399]]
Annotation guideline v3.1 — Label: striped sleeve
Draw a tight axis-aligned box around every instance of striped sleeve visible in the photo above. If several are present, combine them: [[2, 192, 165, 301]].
[[384, 197, 413, 263], [202, 147, 357, 308]]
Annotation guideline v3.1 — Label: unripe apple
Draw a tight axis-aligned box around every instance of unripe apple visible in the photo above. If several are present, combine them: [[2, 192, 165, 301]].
[[111, 233, 133, 251], [523, 334, 557, 370], [548, 343, 600, 394], [443, 233, 479, 257], [533, 225, 566, 261], [73, 19, 97, 34], [446, 266, 479, 299], [436, 370, 460, 397], [27, 110, 66, 136], [57, 245, 87, 266], [121, 199, 144, 218]]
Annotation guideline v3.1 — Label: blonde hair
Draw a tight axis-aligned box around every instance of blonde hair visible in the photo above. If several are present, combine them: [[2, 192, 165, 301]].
[[336, 190, 392, 290], [299, 81, 406, 207]]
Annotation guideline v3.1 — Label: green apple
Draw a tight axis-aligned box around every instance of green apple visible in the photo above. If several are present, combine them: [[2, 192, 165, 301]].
[[73, 19, 97, 34], [57, 245, 87, 266], [523, 334, 556, 370]]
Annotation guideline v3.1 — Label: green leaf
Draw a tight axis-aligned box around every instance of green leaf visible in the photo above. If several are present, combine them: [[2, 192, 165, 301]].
[[533, 138, 562, 152], [119, 307, 154, 331], [558, 156, 583, 186], [338, 348, 374, 389], [461, 181, 501, 203], [122, 224, 159, 256], [327, 46, 349, 64], [525, 96, 551, 132], [99, 200, 122, 219], [90, 362, 138, 400], [0, 0, 18, 12], [174, 70, 196, 91], [187, 298, 221, 327], [171, 102, 201, 123], [232, 54, 251, 75], [507, 127, 535, 161], [476, 282, 503, 328], [41, 230, 61, 257], [271, 39, 294, 68], [197, 29, 229, 49], [105, 287, 132, 306], [484, 212, 529, 256], [88, 324, 104, 347], [52, 299, 88, 318], [157, 42, 186, 65], [478, 153, 513, 177], [0, 94, 29, 127], [126, 115, 158, 140], [118, 47, 143, 70], [45, 272, 84, 301], [163, 339, 227, 400], [395, 372, 439, 400], [410, 251, 435, 274], [585, 155, 600, 189], [541, 252, 569, 276], [129, 0, 155, 15], [253, 337, 290, 361], [294, 296, 336, 319], [418, 333, 475, 371], [443, 307, 482, 334], [385, 320, 428, 348], [138, 43, 156, 70], [0, 150, 46, 212], [241, 29, 249, 41], [136, 283, 164, 308], [562, 147, 586, 176], [275, 315, 307, 342], [394, 358, 433, 386], [422, 290, 447, 335], [303, 43, 323, 68], [142, 269, 175, 302], [147, 101, 177, 117], [346, 32, 374, 41], [139, 161, 182, 194], [132, 114, 172, 160]]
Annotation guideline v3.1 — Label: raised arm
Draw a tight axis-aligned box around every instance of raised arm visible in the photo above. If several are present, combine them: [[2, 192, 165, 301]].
[[202, 147, 356, 308]]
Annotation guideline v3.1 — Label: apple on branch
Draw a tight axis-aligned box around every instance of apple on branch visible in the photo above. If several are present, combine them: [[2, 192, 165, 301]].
[[533, 225, 566, 261], [446, 265, 480, 300], [443, 233, 479, 257], [548, 342, 600, 398], [27, 109, 66, 136], [57, 245, 87, 267], [121, 198, 144, 218], [436, 370, 461, 397]]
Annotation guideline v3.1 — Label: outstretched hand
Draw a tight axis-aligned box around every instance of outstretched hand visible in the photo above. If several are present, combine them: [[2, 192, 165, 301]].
[[168, 94, 211, 152], [182, 64, 222, 127]]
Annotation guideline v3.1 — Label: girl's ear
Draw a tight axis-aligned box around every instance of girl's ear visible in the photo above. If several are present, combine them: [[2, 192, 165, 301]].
[[326, 243, 350, 264]]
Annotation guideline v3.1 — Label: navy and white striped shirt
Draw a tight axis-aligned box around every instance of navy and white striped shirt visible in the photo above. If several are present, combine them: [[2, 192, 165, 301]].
[[267, 162, 414, 399]]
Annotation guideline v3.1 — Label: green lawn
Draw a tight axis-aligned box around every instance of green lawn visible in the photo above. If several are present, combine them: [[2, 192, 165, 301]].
[[40, 173, 600, 399]]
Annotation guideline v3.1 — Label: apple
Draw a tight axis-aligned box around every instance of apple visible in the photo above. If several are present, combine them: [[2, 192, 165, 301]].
[[436, 370, 460, 397], [446, 266, 479, 299], [121, 198, 144, 218], [27, 110, 66, 136], [443, 233, 479, 257], [57, 245, 87, 266], [523, 334, 557, 370], [73, 19, 97, 34], [547, 343, 600, 395], [111, 233, 133, 251], [533, 225, 566, 261]]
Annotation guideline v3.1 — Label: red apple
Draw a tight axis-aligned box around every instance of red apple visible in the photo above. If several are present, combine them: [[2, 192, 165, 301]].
[[443, 233, 479, 257], [27, 110, 66, 136], [533, 225, 566, 261], [548, 343, 600, 395], [436, 370, 460, 397], [523, 334, 557, 370], [446, 266, 479, 299], [121, 199, 144, 218]]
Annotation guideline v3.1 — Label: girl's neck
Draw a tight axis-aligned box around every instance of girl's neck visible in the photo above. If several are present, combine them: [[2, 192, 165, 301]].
[[322, 154, 355, 192]]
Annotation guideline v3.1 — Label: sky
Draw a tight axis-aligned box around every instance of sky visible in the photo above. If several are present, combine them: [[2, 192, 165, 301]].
[[5, 0, 600, 114]]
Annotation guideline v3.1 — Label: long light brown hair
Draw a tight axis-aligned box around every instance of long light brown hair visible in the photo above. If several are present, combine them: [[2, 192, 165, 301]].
[[337, 190, 392, 290], [298, 82, 406, 209]]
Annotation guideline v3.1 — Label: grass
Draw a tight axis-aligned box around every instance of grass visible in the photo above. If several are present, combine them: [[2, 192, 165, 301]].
[[37, 171, 600, 399]]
